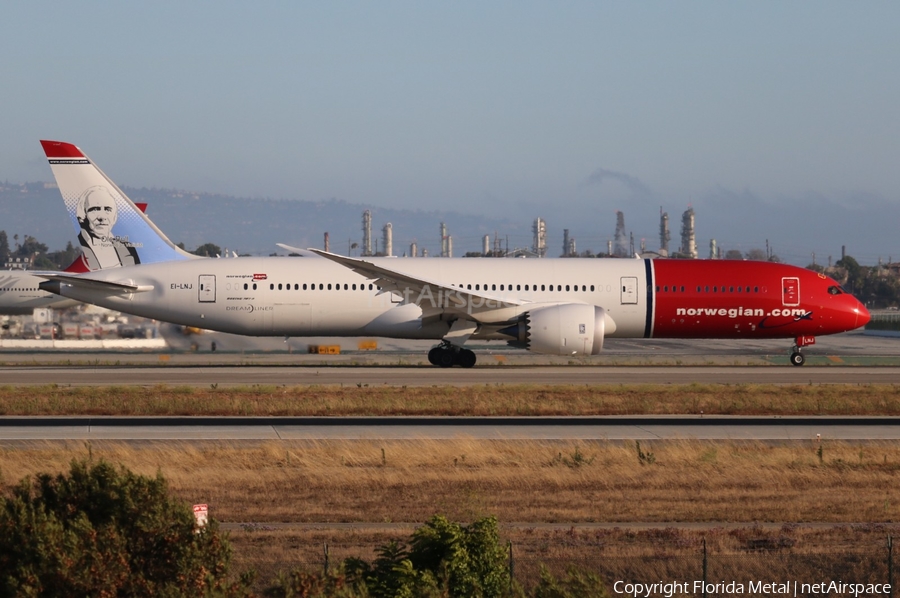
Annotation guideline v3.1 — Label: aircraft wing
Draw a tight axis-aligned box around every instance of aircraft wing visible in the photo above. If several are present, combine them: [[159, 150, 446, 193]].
[[307, 249, 524, 319], [35, 272, 153, 294]]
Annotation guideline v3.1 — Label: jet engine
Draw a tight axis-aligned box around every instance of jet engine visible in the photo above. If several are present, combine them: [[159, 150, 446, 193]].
[[499, 303, 616, 356]]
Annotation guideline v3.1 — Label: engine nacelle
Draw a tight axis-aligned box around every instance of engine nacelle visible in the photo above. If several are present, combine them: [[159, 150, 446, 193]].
[[499, 303, 616, 356]]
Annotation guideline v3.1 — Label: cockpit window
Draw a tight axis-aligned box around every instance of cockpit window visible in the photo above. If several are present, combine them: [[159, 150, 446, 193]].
[[827, 285, 843, 295]]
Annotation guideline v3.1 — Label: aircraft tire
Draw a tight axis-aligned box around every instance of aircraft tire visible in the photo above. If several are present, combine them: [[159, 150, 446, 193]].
[[457, 349, 477, 368], [437, 349, 456, 368], [790, 352, 805, 366], [427, 347, 442, 366]]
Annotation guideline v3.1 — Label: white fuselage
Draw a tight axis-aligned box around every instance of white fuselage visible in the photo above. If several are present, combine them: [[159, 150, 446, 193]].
[[53, 256, 651, 340], [0, 271, 80, 315]]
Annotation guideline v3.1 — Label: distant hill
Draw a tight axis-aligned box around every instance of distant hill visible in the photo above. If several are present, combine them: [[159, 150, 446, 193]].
[[0, 182, 532, 257]]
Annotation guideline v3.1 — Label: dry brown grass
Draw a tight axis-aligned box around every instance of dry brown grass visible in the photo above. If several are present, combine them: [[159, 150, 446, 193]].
[[3, 383, 900, 415], [3, 439, 899, 525], [4, 439, 898, 590]]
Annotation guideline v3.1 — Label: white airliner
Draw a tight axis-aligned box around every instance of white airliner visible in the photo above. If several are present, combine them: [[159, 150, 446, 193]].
[[36, 140, 869, 367]]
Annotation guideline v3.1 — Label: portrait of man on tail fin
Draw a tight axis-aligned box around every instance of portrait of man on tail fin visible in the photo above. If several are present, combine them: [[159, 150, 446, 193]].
[[75, 185, 141, 270]]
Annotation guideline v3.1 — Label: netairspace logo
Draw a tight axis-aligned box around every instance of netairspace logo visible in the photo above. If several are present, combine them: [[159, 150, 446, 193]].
[[612, 580, 891, 597]]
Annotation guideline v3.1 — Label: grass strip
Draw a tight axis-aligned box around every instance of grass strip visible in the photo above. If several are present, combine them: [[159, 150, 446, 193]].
[[2, 383, 900, 416]]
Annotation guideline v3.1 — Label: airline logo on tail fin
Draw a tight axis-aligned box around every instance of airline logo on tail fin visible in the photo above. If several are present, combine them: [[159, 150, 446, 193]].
[[40, 140, 194, 271]]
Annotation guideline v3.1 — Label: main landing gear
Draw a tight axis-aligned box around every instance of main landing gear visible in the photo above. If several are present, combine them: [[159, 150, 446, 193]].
[[427, 342, 477, 368], [790, 335, 816, 367]]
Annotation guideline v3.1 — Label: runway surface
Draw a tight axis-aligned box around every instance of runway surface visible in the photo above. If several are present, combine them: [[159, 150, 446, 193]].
[[2, 416, 899, 442], [3, 364, 900, 386]]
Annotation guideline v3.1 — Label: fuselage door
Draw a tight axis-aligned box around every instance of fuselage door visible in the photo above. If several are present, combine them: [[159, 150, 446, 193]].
[[199, 275, 216, 303], [782, 277, 800, 306], [620, 276, 638, 305]]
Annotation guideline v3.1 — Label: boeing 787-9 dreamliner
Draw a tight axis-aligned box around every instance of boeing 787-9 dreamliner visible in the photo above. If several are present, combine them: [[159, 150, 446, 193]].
[[36, 140, 870, 367]]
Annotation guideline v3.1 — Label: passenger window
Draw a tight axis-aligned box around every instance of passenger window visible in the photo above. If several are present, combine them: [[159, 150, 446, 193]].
[[541, 285, 546, 291], [492, 284, 496, 291], [566, 285, 570, 291], [243, 283, 248, 290], [590, 285, 595, 291], [253, 283, 257, 290], [319, 284, 324, 290], [344, 284, 348, 290], [754, 286, 759, 293], [270, 284, 275, 290], [517, 285, 521, 291]]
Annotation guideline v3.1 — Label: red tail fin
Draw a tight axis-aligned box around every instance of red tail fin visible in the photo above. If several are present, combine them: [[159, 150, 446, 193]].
[[63, 255, 90, 273]]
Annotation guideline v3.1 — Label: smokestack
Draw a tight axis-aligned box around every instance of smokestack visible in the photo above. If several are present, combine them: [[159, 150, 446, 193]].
[[483, 234, 490, 256], [410, 241, 417, 258], [563, 229, 570, 257], [324, 232, 329, 253]]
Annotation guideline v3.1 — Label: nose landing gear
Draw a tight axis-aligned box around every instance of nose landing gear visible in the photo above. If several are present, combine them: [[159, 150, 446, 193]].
[[790, 335, 816, 367], [427, 342, 477, 368]]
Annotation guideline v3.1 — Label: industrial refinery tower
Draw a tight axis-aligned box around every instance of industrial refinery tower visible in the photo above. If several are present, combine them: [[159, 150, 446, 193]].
[[532, 218, 547, 258], [362, 210, 373, 257], [680, 207, 698, 259], [613, 211, 628, 257], [382, 223, 393, 257], [440, 222, 452, 258], [659, 209, 670, 257]]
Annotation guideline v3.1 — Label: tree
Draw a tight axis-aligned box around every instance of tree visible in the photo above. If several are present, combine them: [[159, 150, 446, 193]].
[[806, 263, 825, 274], [194, 243, 222, 257], [745, 248, 767, 261], [0, 230, 8, 260], [724, 249, 743, 260], [15, 235, 47, 258], [0, 459, 252, 597]]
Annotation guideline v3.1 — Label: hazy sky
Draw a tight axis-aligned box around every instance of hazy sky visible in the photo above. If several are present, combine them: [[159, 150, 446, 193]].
[[2, 2, 899, 264]]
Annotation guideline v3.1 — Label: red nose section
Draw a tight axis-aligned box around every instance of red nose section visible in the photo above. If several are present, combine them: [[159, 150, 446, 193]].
[[856, 302, 871, 329]]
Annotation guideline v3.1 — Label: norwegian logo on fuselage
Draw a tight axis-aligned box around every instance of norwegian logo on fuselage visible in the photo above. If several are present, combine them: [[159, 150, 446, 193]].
[[253, 273, 267, 281]]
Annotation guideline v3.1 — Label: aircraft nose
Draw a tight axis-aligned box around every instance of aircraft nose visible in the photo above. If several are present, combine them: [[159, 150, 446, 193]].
[[855, 301, 871, 329]]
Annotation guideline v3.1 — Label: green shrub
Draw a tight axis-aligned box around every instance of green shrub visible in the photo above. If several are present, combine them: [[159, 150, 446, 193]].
[[0, 458, 251, 597]]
